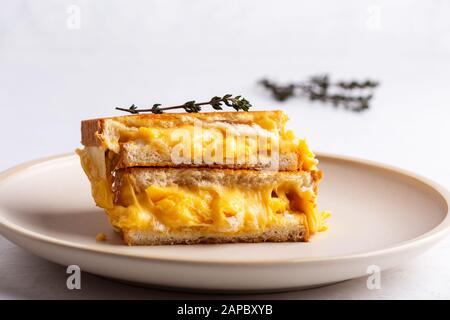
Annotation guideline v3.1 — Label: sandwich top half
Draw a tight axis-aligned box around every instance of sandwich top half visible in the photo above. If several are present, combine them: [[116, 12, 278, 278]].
[[80, 110, 318, 171], [77, 110, 328, 245]]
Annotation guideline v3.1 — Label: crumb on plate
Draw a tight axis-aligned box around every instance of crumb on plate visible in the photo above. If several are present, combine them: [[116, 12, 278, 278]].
[[96, 232, 107, 242]]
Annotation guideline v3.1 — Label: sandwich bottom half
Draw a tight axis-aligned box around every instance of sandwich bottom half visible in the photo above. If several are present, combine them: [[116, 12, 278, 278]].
[[81, 162, 329, 245]]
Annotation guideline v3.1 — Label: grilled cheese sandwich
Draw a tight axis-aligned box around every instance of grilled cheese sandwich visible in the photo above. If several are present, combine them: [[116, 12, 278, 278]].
[[77, 110, 328, 245]]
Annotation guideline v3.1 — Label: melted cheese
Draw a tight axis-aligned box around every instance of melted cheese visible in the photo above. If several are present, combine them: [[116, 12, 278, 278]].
[[76, 147, 114, 209]]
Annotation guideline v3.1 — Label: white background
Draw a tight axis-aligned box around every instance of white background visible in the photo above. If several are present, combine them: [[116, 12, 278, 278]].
[[0, 0, 449, 299]]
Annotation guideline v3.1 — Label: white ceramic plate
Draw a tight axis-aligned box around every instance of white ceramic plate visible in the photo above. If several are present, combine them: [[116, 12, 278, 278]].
[[0, 153, 448, 293]]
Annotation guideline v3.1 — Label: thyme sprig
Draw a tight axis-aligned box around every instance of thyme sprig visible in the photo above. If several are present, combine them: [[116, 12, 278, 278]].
[[260, 75, 379, 112], [116, 94, 252, 114]]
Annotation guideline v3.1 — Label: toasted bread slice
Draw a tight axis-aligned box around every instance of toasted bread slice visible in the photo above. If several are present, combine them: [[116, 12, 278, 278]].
[[115, 167, 320, 193], [80, 110, 318, 171], [123, 225, 307, 245]]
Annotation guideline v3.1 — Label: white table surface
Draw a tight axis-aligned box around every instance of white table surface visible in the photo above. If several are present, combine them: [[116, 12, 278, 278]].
[[0, 0, 449, 299]]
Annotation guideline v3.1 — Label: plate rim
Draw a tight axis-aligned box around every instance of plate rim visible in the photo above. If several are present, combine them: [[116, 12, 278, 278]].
[[0, 152, 449, 266]]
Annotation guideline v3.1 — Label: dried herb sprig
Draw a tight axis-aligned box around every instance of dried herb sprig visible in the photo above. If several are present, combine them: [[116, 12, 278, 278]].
[[260, 75, 379, 112], [116, 94, 252, 114]]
